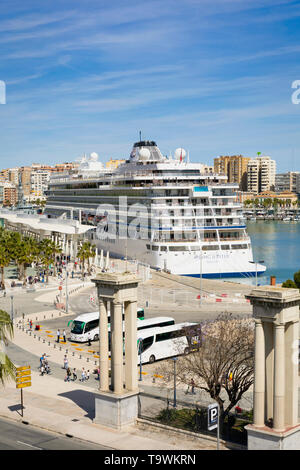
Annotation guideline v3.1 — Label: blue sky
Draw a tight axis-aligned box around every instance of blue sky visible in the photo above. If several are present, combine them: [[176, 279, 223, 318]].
[[1, 0, 300, 171]]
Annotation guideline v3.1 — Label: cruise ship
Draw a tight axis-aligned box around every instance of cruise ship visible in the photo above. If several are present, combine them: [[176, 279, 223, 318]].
[[45, 140, 266, 278]]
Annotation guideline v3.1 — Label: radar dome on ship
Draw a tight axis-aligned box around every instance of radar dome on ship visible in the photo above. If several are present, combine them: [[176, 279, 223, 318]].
[[90, 152, 99, 161], [174, 148, 186, 160], [138, 147, 151, 160]]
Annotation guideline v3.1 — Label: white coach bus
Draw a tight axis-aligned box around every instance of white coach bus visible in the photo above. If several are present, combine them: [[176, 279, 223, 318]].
[[137, 322, 201, 364], [68, 311, 175, 343]]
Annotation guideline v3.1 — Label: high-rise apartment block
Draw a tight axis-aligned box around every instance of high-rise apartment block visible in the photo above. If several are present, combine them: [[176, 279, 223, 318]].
[[275, 171, 300, 193], [213, 155, 250, 190], [19, 166, 32, 198], [31, 170, 51, 199], [0, 182, 18, 206], [247, 156, 276, 193]]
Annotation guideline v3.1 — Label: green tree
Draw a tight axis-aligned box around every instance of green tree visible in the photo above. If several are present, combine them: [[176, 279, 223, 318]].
[[77, 241, 96, 279], [282, 270, 300, 289], [38, 238, 62, 283], [14, 236, 39, 285], [0, 310, 16, 385], [0, 229, 15, 290]]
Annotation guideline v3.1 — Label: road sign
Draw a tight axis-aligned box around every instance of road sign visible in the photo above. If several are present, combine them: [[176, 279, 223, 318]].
[[208, 403, 219, 431], [16, 382, 31, 389], [16, 370, 31, 378], [16, 377, 31, 384]]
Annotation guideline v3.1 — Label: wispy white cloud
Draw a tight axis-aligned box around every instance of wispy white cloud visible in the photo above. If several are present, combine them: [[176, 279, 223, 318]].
[[0, 10, 77, 32]]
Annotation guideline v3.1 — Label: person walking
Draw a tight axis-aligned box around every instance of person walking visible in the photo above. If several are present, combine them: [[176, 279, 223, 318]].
[[65, 367, 72, 382], [72, 368, 77, 381], [63, 355, 68, 370], [80, 368, 86, 382], [63, 329, 66, 343], [86, 370, 90, 381], [44, 360, 51, 374], [56, 329, 60, 343], [190, 378, 196, 395]]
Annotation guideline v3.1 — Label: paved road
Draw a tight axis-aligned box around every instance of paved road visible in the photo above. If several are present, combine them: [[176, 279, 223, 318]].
[[0, 416, 112, 450]]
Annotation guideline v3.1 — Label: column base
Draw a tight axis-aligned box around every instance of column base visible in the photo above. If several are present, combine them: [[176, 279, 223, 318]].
[[246, 423, 300, 450], [94, 390, 139, 430]]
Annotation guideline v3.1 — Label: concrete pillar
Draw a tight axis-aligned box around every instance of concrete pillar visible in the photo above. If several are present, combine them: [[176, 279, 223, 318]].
[[284, 320, 298, 427], [273, 323, 285, 431], [111, 301, 123, 394], [264, 322, 274, 422], [253, 319, 265, 427], [125, 300, 138, 392], [99, 300, 109, 392]]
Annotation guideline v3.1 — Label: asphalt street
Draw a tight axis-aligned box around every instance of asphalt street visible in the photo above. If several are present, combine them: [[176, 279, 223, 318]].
[[0, 416, 112, 450]]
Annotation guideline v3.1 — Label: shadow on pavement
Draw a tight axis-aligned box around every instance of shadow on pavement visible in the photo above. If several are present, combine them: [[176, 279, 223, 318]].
[[58, 390, 96, 420], [8, 404, 23, 417]]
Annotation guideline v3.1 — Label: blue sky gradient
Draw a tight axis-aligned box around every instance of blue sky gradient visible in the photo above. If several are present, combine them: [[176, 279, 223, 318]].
[[1, 0, 300, 171]]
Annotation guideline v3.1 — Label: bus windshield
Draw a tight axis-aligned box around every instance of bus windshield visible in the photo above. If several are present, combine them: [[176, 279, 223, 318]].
[[71, 321, 85, 335]]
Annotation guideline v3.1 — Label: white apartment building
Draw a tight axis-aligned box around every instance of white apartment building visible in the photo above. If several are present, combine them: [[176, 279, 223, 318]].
[[247, 160, 260, 193], [30, 169, 51, 199], [8, 167, 19, 186], [247, 156, 276, 193]]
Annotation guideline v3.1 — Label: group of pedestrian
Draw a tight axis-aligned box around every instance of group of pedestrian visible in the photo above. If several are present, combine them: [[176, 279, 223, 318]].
[[39, 353, 51, 376], [57, 329, 66, 343], [79, 367, 90, 382], [64, 366, 78, 382], [63, 366, 90, 383]]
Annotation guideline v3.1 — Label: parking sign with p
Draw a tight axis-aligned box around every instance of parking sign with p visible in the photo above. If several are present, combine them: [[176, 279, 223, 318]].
[[208, 403, 219, 431]]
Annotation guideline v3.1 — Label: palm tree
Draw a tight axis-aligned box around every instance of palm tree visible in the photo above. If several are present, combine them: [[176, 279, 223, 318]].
[[0, 229, 15, 290], [14, 236, 39, 285], [38, 238, 62, 283], [77, 241, 96, 279], [0, 310, 16, 385]]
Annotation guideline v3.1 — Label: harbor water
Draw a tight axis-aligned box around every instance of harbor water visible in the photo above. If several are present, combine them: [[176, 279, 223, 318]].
[[234, 220, 300, 286]]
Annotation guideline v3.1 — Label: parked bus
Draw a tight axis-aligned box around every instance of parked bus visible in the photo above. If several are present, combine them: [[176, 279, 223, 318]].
[[68, 309, 174, 343], [137, 322, 201, 364]]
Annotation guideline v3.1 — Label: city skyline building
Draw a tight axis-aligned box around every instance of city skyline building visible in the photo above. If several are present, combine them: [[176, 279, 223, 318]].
[[213, 155, 251, 191], [247, 156, 276, 194]]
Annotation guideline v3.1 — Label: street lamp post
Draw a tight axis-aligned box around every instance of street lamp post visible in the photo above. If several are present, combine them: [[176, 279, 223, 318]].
[[250, 260, 264, 286], [138, 338, 143, 381], [65, 269, 69, 313], [172, 357, 178, 408], [10, 295, 14, 323]]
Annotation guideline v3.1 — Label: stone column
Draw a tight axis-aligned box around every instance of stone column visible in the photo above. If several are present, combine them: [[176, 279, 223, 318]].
[[125, 300, 138, 392], [273, 323, 285, 431], [99, 300, 109, 392], [111, 301, 123, 394], [253, 319, 265, 427], [284, 320, 299, 427], [264, 322, 274, 422]]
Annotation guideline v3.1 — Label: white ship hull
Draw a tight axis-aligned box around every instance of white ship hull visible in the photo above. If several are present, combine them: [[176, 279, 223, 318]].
[[94, 237, 265, 278]]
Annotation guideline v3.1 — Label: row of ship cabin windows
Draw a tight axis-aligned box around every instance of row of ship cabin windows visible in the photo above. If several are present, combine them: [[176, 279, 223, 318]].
[[146, 244, 250, 252]]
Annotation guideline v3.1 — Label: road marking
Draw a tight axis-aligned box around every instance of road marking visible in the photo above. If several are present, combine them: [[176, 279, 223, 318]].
[[17, 441, 42, 450]]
